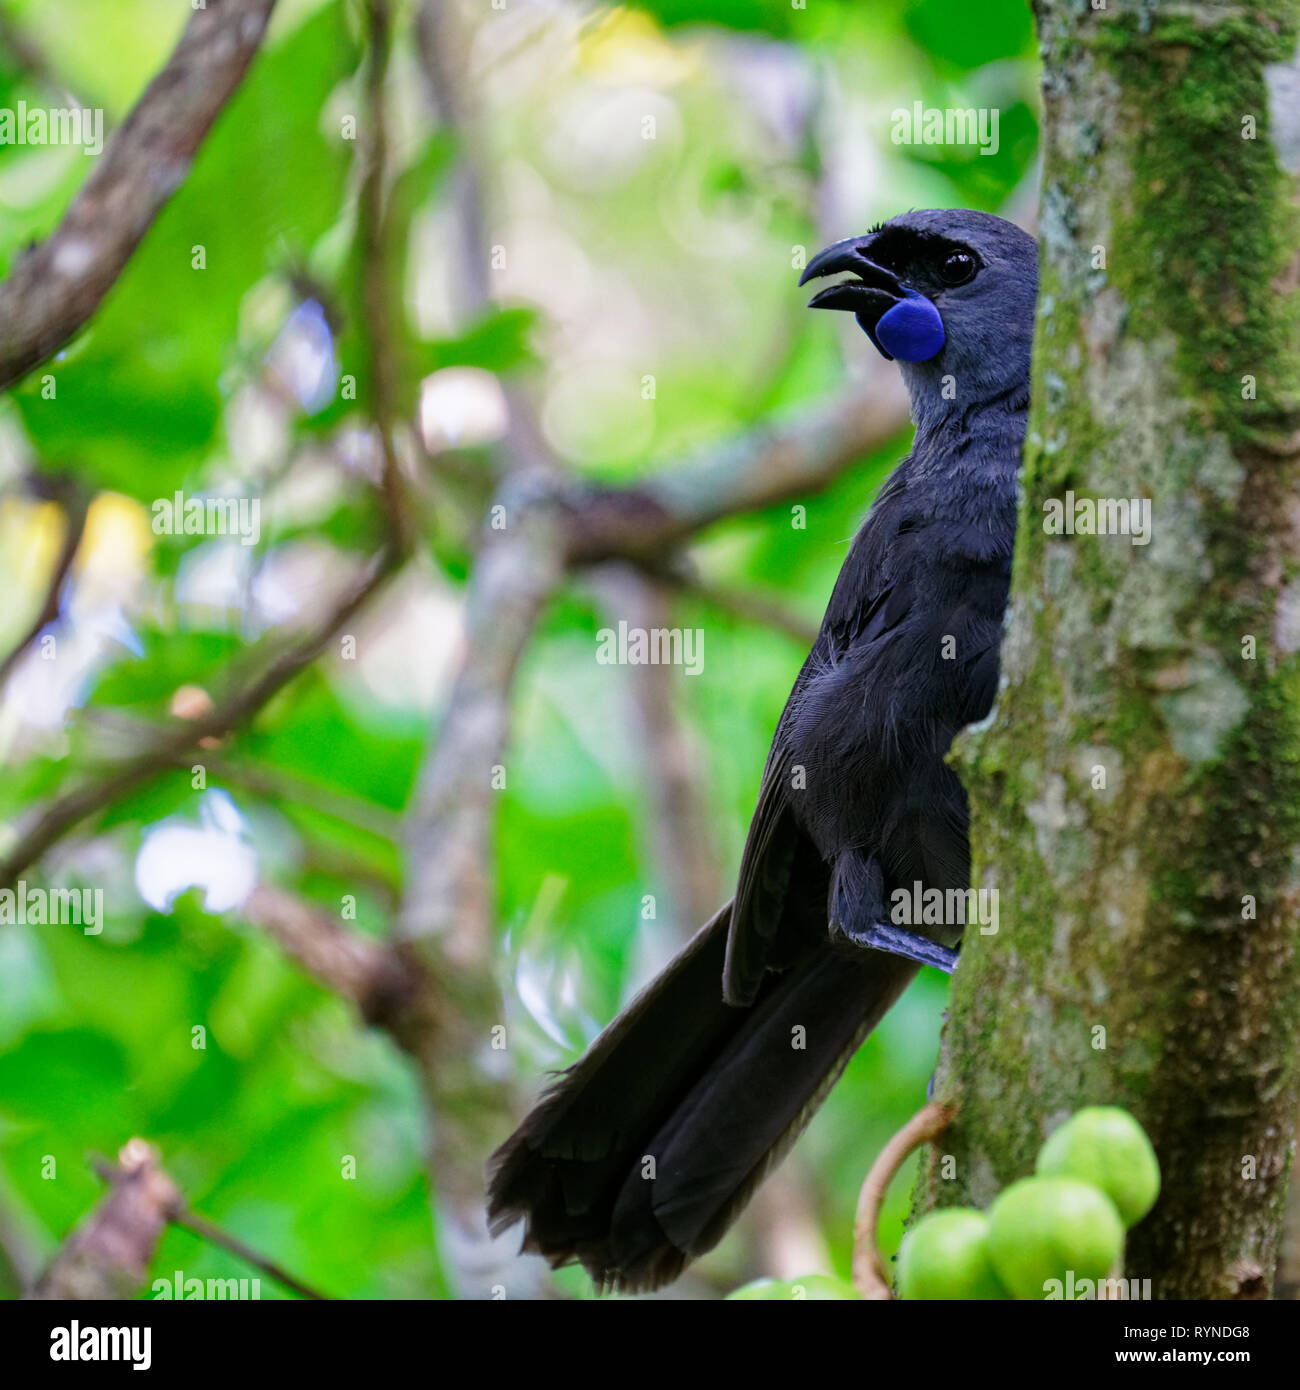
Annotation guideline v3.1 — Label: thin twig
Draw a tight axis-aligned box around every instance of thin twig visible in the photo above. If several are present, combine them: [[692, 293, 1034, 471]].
[[83, 1145, 330, 1301], [0, 550, 397, 890], [170, 1207, 328, 1301], [851, 1101, 954, 1299], [359, 0, 413, 554], [181, 754, 401, 842]]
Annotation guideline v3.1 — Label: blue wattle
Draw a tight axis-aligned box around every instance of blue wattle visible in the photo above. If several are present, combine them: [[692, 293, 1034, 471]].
[[874, 291, 945, 362]]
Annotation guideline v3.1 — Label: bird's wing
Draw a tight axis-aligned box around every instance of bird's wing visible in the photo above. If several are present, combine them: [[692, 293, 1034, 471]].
[[721, 496, 937, 1006], [722, 744, 801, 1006]]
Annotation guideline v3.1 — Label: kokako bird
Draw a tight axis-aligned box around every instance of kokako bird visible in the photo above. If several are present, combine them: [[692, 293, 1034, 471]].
[[487, 209, 1039, 1293]]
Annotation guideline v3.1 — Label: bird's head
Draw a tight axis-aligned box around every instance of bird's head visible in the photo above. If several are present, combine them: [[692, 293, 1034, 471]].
[[801, 209, 1038, 411]]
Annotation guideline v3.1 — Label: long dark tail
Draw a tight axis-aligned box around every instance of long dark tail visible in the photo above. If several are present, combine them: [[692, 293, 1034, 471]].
[[486, 903, 917, 1292]]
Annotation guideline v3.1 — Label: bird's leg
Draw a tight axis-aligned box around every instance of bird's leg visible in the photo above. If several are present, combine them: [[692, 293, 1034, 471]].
[[829, 854, 960, 974], [852, 921, 958, 975]]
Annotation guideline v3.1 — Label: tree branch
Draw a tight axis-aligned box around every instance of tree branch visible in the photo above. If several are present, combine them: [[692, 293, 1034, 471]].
[[32, 1140, 180, 1300], [400, 479, 566, 957], [241, 882, 413, 1021], [0, 0, 278, 391], [560, 382, 908, 565]]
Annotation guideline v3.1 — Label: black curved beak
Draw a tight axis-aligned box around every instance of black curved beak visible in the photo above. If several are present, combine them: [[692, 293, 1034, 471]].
[[800, 235, 903, 357]]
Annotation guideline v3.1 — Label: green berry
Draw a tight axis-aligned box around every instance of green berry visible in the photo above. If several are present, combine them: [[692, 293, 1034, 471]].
[[987, 1177, 1124, 1300], [897, 1208, 1010, 1300], [1036, 1107, 1160, 1227]]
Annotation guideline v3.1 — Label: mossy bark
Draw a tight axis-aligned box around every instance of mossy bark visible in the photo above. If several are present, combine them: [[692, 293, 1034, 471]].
[[912, 1, 1300, 1299]]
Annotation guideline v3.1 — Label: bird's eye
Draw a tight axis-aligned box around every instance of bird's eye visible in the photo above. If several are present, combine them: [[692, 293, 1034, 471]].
[[938, 251, 976, 286]]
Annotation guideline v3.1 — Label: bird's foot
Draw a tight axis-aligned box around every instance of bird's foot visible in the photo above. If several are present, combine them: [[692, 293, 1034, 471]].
[[837, 920, 959, 975]]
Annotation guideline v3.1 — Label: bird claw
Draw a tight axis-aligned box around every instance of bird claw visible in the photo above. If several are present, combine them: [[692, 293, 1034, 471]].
[[835, 920, 959, 975]]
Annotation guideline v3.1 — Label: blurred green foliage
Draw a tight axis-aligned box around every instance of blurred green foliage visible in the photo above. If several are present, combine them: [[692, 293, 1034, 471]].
[[0, 0, 1037, 1298]]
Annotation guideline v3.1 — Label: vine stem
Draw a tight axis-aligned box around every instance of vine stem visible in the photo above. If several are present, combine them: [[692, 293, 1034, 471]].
[[851, 1101, 954, 1299]]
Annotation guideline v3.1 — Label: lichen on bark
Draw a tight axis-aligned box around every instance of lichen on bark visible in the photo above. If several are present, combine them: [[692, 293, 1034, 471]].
[[911, 0, 1300, 1299]]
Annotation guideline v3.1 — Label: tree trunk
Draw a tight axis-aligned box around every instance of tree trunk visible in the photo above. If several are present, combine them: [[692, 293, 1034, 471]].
[[913, 2, 1300, 1299]]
